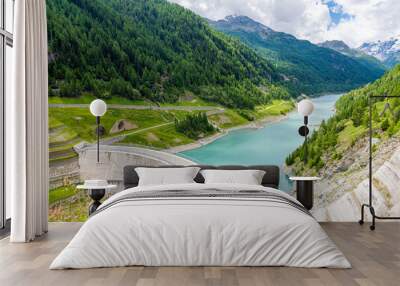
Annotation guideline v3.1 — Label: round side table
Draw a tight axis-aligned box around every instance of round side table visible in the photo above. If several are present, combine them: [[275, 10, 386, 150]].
[[289, 177, 321, 210], [77, 184, 117, 215]]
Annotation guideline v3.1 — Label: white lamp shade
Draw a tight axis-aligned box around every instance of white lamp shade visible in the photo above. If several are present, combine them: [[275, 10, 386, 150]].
[[90, 99, 107, 117], [298, 99, 314, 116]]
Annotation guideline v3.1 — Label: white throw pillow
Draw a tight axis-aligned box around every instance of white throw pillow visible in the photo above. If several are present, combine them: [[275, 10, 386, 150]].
[[135, 167, 201, 186], [200, 169, 266, 185]]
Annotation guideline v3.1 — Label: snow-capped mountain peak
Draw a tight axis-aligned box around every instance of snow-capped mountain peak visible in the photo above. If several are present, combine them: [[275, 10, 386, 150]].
[[359, 36, 400, 67]]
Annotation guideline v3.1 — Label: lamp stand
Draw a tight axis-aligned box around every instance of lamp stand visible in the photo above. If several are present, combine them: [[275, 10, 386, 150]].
[[304, 116, 308, 164], [96, 116, 100, 163], [298, 116, 309, 164]]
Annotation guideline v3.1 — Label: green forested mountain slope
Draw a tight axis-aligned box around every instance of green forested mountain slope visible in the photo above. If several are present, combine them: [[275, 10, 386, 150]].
[[210, 16, 385, 95], [286, 64, 400, 172], [47, 0, 289, 109], [319, 40, 387, 74]]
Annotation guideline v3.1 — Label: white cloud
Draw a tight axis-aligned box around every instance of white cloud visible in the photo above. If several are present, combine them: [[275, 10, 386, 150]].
[[326, 0, 400, 47], [169, 0, 400, 47]]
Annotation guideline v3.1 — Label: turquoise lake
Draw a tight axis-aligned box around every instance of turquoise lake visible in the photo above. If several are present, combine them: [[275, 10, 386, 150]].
[[179, 93, 343, 192]]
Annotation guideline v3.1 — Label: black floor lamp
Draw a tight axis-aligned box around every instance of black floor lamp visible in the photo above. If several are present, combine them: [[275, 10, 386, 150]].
[[289, 99, 318, 210], [359, 94, 400, 230], [89, 99, 107, 163]]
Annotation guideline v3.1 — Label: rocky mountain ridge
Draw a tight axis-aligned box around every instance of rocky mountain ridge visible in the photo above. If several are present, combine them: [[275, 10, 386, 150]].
[[320, 40, 363, 56], [319, 40, 386, 72], [214, 15, 275, 36]]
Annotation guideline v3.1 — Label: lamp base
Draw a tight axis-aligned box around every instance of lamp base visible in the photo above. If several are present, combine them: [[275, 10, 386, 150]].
[[296, 180, 313, 210]]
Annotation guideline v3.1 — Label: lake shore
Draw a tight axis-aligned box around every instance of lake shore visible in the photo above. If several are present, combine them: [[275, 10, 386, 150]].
[[171, 93, 343, 191], [166, 113, 288, 154]]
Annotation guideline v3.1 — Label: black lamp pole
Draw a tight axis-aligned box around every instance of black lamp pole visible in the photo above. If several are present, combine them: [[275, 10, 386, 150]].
[[304, 116, 308, 164], [96, 116, 100, 163], [298, 116, 310, 164]]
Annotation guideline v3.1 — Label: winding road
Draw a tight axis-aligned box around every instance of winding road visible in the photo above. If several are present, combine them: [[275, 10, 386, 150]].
[[49, 103, 222, 112]]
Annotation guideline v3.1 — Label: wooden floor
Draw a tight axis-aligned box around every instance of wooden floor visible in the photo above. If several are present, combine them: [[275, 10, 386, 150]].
[[0, 222, 399, 286]]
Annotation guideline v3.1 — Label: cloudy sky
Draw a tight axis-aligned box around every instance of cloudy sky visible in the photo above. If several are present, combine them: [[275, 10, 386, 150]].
[[169, 0, 400, 48]]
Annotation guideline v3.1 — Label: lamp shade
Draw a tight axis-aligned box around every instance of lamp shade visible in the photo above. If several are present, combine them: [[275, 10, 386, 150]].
[[90, 99, 107, 117], [298, 99, 314, 116]]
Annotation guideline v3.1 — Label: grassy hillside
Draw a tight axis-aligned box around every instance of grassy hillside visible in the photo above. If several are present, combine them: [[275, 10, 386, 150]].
[[210, 16, 385, 95], [49, 99, 294, 150], [50, 108, 189, 140], [47, 0, 290, 109], [286, 65, 400, 173]]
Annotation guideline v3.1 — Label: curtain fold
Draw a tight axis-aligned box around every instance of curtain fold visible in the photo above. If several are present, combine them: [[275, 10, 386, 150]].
[[9, 0, 49, 242]]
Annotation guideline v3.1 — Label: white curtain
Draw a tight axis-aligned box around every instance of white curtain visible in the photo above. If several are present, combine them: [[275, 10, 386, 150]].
[[9, 0, 49, 242]]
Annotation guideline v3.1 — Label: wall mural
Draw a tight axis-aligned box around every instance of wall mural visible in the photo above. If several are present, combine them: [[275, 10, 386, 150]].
[[46, 0, 400, 222]]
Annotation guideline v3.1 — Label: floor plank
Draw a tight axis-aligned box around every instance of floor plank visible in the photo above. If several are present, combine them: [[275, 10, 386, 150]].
[[0, 222, 399, 286]]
